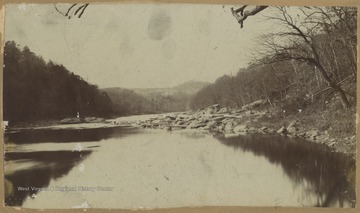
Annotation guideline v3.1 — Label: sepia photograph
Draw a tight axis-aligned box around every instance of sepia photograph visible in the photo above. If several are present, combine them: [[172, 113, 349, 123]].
[[2, 1, 357, 209]]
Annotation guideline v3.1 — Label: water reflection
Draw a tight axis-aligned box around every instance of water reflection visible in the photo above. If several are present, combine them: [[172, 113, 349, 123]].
[[4, 126, 143, 206], [215, 133, 356, 207], [3, 126, 356, 208], [5, 126, 140, 144], [5, 150, 92, 206]]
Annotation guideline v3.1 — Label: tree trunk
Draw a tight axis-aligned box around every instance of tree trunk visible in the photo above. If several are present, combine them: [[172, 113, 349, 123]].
[[333, 84, 351, 108], [312, 60, 351, 108]]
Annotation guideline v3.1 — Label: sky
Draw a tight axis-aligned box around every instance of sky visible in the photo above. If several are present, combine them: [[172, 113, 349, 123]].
[[4, 3, 278, 88]]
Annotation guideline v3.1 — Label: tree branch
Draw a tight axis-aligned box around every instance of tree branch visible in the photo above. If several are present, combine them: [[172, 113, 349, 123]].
[[231, 6, 268, 28]]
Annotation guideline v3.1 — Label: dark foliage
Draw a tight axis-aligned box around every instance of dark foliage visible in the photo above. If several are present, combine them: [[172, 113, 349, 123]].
[[3, 41, 114, 122], [103, 87, 193, 115]]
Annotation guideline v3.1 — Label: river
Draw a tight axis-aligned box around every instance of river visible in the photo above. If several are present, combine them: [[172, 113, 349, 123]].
[[4, 116, 356, 209]]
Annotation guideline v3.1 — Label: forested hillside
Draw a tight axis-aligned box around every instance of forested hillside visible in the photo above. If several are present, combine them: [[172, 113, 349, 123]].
[[3, 41, 114, 122], [191, 7, 356, 114], [103, 81, 209, 115]]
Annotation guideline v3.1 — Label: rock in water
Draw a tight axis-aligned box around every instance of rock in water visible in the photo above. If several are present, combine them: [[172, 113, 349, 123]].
[[306, 130, 319, 140], [287, 127, 297, 135], [276, 127, 287, 134]]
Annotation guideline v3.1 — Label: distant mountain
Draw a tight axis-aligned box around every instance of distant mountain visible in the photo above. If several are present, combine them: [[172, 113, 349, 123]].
[[102, 80, 210, 114], [172, 80, 211, 94], [130, 80, 210, 97], [102, 87, 153, 115]]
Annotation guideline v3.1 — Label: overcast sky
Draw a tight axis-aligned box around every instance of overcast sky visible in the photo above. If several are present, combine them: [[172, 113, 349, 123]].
[[5, 3, 278, 88]]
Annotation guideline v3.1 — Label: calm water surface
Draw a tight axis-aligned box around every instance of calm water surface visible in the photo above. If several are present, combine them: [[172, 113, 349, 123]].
[[4, 123, 356, 208]]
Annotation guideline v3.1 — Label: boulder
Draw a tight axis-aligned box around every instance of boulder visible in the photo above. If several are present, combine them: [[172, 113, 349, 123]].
[[233, 124, 248, 133], [287, 127, 297, 135], [221, 118, 234, 124], [188, 121, 207, 129], [276, 127, 287, 134], [151, 119, 162, 126], [164, 126, 172, 131], [217, 107, 229, 114], [206, 121, 218, 129], [297, 132, 306, 137], [203, 126, 210, 130], [242, 99, 267, 110], [224, 122, 235, 132], [165, 115, 176, 120], [287, 120, 297, 129], [306, 130, 319, 140], [210, 115, 225, 122]]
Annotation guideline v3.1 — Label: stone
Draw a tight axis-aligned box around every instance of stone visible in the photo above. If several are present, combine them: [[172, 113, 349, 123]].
[[217, 107, 229, 114], [165, 115, 176, 120], [287, 127, 297, 135], [221, 118, 234, 124], [206, 121, 218, 129], [151, 119, 161, 125], [276, 127, 287, 134], [306, 130, 319, 140], [204, 104, 221, 114], [210, 115, 225, 122], [242, 99, 267, 110], [233, 124, 248, 133], [267, 128, 276, 133], [287, 120, 297, 129], [298, 132, 306, 137], [224, 122, 235, 132], [165, 126, 172, 131], [203, 126, 210, 130], [188, 121, 207, 129]]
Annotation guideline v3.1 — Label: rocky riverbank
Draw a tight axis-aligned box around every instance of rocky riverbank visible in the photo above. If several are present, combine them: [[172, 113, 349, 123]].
[[126, 103, 356, 159], [5, 101, 355, 158]]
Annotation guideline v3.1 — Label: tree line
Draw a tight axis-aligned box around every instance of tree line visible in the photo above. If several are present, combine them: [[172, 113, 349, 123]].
[[3, 41, 196, 123], [190, 6, 356, 113], [103, 87, 191, 115], [4, 41, 113, 123]]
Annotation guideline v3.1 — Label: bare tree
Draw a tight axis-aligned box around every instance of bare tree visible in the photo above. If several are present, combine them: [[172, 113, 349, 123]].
[[257, 6, 353, 108]]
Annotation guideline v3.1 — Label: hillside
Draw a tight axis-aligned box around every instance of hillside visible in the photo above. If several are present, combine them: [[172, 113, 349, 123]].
[[3, 41, 114, 123], [103, 80, 209, 115]]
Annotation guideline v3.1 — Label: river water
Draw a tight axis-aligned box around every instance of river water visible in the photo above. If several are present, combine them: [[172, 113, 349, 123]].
[[4, 120, 356, 209]]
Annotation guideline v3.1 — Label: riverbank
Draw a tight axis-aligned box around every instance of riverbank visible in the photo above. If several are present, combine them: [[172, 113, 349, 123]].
[[125, 102, 356, 159], [5, 117, 122, 132], [5, 101, 356, 159]]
